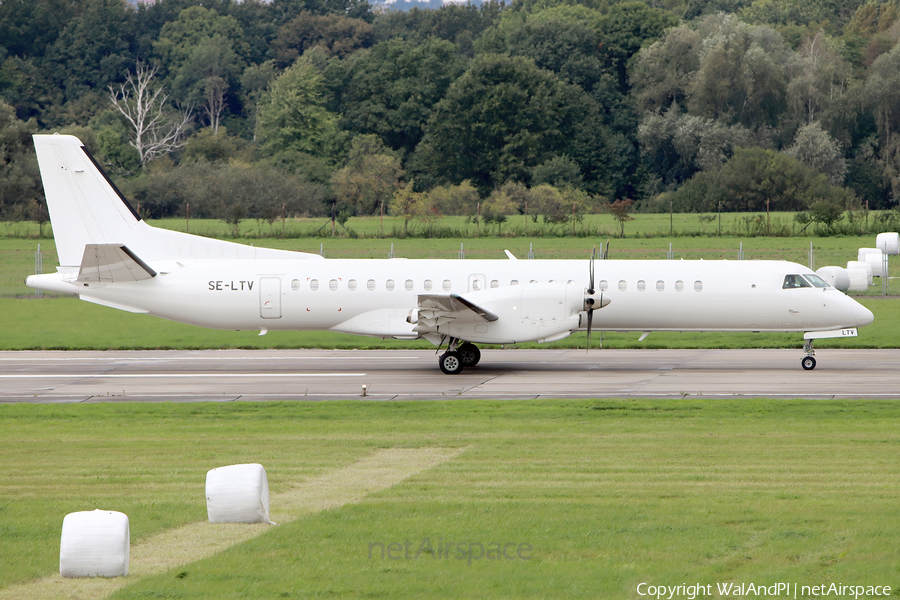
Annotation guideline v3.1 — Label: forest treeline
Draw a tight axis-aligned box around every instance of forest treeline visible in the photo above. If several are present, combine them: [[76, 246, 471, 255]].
[[2, 0, 900, 230]]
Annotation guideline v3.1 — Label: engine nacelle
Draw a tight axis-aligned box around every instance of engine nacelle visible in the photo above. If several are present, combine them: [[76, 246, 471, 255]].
[[434, 282, 585, 344]]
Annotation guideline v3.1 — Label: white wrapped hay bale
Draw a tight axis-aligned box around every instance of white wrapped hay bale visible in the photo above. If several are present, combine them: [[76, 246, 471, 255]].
[[816, 266, 850, 291], [858, 248, 884, 277], [59, 510, 129, 578], [206, 463, 273, 524], [846, 263, 870, 291], [876, 232, 900, 255], [847, 260, 873, 286]]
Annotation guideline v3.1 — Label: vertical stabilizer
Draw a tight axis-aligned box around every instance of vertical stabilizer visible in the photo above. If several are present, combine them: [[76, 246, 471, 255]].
[[34, 133, 324, 265], [33, 134, 143, 267]]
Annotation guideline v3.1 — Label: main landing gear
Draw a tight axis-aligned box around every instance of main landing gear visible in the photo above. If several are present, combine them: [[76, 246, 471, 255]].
[[438, 339, 481, 374], [801, 340, 817, 370]]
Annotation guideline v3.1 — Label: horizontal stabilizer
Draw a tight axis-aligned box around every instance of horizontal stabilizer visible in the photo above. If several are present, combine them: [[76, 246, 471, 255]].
[[77, 244, 157, 284]]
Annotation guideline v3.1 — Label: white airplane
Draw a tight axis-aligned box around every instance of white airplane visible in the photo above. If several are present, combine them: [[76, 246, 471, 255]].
[[26, 134, 874, 374]]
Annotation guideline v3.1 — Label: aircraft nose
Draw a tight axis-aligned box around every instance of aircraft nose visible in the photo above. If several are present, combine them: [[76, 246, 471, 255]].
[[853, 301, 874, 327]]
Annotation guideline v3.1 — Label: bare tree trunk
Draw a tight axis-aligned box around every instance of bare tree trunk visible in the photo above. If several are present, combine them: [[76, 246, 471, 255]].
[[109, 62, 193, 165]]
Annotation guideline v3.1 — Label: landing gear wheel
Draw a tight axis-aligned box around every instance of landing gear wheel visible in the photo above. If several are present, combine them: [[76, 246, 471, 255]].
[[439, 351, 464, 374], [458, 343, 481, 367], [801, 356, 816, 370]]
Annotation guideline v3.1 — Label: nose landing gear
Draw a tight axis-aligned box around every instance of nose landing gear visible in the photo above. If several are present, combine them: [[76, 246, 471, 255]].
[[801, 340, 816, 370]]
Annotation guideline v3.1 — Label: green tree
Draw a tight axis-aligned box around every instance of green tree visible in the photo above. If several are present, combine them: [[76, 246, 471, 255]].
[[669, 147, 854, 212], [0, 100, 40, 219], [45, 0, 136, 108], [153, 6, 250, 78], [338, 37, 467, 155], [631, 26, 702, 114], [594, 1, 678, 91], [606, 198, 635, 237], [481, 188, 517, 235], [427, 180, 480, 216], [864, 42, 900, 141], [531, 155, 583, 188], [786, 31, 851, 125], [172, 35, 243, 135], [389, 182, 429, 236], [686, 14, 791, 129], [0, 0, 81, 58], [413, 54, 618, 194], [272, 12, 374, 66], [785, 121, 847, 185], [257, 55, 341, 159], [330, 135, 404, 215], [240, 60, 277, 142], [638, 106, 755, 188], [794, 200, 844, 233]]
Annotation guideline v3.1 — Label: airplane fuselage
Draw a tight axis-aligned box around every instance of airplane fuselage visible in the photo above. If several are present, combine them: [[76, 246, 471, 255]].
[[31, 257, 871, 341]]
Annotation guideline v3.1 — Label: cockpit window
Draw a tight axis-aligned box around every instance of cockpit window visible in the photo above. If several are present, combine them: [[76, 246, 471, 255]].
[[783, 274, 811, 289], [804, 273, 830, 288]]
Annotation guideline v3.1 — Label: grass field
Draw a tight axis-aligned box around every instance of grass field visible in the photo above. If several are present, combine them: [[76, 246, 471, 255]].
[[0, 399, 898, 599]]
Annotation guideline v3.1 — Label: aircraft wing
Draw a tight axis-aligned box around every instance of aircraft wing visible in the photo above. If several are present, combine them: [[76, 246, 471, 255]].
[[413, 294, 498, 334], [77, 244, 157, 284]]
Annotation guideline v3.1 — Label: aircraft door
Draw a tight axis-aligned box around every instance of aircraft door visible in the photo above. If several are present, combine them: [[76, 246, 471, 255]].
[[468, 273, 486, 292], [259, 277, 282, 319]]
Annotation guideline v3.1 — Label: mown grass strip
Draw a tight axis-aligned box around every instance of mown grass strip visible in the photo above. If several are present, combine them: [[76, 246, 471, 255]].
[[0, 447, 462, 600]]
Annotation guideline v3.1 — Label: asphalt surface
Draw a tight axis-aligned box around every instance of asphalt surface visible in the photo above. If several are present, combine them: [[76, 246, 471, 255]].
[[0, 348, 897, 402]]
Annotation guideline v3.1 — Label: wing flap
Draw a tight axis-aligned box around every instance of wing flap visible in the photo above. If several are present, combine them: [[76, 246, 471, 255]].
[[77, 244, 157, 283], [413, 294, 498, 334]]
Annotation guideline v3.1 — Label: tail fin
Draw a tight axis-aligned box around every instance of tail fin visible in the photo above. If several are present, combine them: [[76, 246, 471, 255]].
[[33, 134, 322, 265], [33, 134, 145, 267]]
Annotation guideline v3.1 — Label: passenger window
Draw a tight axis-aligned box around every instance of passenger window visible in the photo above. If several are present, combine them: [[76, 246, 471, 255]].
[[386, 279, 395, 291], [367, 279, 375, 291], [348, 279, 357, 291], [637, 280, 646, 292], [424, 279, 433, 291], [599, 280, 608, 291], [443, 279, 452, 291], [694, 280, 703, 292], [511, 279, 519, 285], [329, 279, 338, 291], [656, 280, 665, 292], [618, 280, 627, 292], [310, 279, 319, 291], [675, 280, 684, 292], [491, 280, 499, 288], [405, 279, 414, 291], [782, 274, 811, 289], [291, 279, 300, 291]]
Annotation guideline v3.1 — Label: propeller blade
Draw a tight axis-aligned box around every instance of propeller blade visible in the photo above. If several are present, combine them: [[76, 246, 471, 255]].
[[588, 245, 596, 295], [586, 305, 593, 353]]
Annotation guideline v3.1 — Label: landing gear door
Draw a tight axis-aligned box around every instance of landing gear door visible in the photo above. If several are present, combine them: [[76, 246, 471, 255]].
[[468, 273, 486, 292], [259, 277, 282, 319]]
